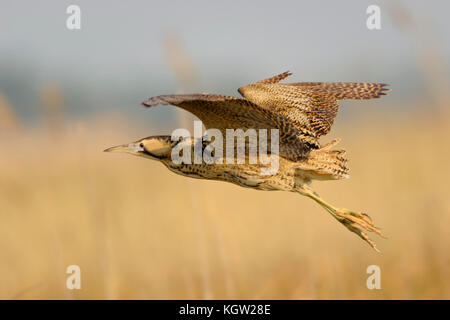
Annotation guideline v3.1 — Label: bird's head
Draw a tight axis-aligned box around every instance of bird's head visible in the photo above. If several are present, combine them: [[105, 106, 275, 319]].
[[104, 135, 178, 160]]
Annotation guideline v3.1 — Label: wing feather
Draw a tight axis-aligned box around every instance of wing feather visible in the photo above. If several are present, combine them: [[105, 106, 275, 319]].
[[142, 94, 317, 160], [282, 82, 390, 100], [238, 74, 389, 138], [238, 83, 339, 138], [143, 74, 390, 158], [254, 71, 293, 85]]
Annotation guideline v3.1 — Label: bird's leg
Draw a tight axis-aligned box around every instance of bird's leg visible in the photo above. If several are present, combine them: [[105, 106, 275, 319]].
[[295, 185, 383, 251]]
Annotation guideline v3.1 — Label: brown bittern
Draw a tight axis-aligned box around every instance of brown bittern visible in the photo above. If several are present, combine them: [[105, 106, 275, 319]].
[[105, 71, 389, 250]]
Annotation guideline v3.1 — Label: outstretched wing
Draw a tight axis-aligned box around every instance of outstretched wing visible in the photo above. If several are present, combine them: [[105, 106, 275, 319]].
[[281, 82, 390, 100], [238, 82, 339, 138], [142, 94, 317, 161], [238, 72, 390, 139]]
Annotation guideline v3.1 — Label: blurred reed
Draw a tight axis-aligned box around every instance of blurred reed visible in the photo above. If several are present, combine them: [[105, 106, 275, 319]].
[[0, 93, 19, 132], [163, 33, 215, 299], [40, 84, 65, 138], [0, 108, 449, 300]]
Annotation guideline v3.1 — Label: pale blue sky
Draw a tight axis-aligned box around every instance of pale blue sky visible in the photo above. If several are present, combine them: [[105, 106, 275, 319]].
[[0, 0, 449, 120]]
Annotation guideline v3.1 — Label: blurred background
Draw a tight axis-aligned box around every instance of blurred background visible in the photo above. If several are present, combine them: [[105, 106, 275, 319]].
[[0, 0, 449, 299]]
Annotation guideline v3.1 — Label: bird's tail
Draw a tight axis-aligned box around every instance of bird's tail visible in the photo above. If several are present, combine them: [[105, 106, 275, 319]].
[[295, 139, 349, 181]]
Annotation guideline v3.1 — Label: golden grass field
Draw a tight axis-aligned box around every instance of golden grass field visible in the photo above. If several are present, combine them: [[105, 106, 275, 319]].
[[0, 105, 449, 299]]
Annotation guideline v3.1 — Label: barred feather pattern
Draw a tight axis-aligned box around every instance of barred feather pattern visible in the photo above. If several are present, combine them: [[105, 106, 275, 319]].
[[283, 82, 390, 100], [296, 139, 349, 180]]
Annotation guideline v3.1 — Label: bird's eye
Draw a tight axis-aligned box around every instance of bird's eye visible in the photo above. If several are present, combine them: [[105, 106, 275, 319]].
[[139, 143, 144, 148]]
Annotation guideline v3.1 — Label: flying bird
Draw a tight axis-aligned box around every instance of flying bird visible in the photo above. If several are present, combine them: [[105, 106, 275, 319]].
[[105, 72, 389, 250]]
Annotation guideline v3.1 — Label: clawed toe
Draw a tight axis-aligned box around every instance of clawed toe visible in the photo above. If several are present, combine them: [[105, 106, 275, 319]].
[[335, 209, 383, 251], [301, 189, 385, 251]]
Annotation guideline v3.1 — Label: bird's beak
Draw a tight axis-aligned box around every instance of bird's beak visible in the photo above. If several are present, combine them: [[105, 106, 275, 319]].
[[104, 143, 143, 154]]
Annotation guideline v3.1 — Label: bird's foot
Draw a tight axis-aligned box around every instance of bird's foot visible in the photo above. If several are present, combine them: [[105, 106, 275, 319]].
[[333, 208, 384, 252]]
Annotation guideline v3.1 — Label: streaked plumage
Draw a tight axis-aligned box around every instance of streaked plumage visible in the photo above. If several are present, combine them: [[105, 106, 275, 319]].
[[107, 72, 390, 250]]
